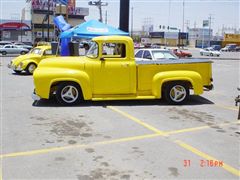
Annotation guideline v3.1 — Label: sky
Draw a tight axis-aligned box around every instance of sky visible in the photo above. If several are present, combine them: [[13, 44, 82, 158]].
[[0, 0, 239, 34]]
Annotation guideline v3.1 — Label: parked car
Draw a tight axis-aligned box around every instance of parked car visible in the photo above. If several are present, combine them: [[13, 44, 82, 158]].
[[0, 44, 29, 55], [220, 44, 237, 52], [0, 41, 12, 47], [135, 48, 178, 61], [234, 46, 240, 52], [211, 45, 221, 51], [13, 42, 33, 50], [172, 49, 192, 58], [200, 47, 220, 57], [8, 45, 53, 74]]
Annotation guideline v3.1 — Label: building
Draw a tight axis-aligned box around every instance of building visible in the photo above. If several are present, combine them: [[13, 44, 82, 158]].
[[0, 19, 32, 42], [24, 0, 89, 43], [140, 31, 188, 47], [188, 28, 213, 48]]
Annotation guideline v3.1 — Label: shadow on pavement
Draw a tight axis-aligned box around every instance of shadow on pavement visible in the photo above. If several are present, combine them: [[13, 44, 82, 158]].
[[11, 72, 31, 76], [32, 95, 214, 108]]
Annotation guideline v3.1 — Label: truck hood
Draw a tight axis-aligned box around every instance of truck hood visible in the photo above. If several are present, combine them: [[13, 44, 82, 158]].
[[11, 53, 41, 65], [38, 56, 87, 70]]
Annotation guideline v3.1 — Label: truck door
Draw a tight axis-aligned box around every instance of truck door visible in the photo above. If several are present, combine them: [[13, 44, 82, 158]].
[[92, 42, 135, 95]]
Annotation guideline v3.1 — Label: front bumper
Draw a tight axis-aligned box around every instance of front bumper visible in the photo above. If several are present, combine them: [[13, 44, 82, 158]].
[[204, 84, 214, 91], [32, 90, 41, 101], [8, 63, 24, 71]]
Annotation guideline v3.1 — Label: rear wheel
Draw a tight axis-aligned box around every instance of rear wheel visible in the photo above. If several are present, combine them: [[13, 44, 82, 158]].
[[20, 51, 27, 55], [200, 52, 203, 56], [210, 53, 213, 56], [164, 82, 189, 104], [2, 51, 7, 55], [26, 63, 37, 74], [56, 82, 82, 105]]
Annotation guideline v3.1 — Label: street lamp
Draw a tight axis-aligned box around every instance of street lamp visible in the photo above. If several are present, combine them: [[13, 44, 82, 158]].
[[88, 0, 108, 22]]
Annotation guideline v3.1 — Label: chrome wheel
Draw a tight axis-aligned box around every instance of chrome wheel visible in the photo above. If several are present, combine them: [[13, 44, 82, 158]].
[[169, 85, 187, 103], [27, 63, 37, 74], [164, 82, 189, 104], [61, 85, 79, 104]]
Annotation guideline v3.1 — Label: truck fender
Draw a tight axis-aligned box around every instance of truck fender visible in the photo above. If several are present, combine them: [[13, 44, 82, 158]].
[[152, 71, 203, 98], [50, 70, 92, 100]]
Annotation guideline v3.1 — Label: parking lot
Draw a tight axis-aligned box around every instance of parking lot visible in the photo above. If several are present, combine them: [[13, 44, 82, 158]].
[[0, 56, 239, 179]]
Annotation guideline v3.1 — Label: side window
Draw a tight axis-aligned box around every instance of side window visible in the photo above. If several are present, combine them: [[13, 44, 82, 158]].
[[5, 45, 11, 48], [102, 43, 126, 58], [135, 50, 143, 58], [143, 51, 152, 59], [44, 49, 52, 55]]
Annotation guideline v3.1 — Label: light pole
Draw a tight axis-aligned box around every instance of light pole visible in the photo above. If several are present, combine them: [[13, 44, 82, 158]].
[[131, 7, 133, 37], [182, 0, 185, 32], [88, 0, 108, 22], [47, 0, 50, 42]]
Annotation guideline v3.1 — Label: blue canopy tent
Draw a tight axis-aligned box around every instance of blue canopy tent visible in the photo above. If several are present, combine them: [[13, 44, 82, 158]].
[[59, 20, 129, 56], [60, 19, 129, 39]]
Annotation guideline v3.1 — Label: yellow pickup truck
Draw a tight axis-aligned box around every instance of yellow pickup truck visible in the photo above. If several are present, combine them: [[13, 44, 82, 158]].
[[32, 36, 213, 105]]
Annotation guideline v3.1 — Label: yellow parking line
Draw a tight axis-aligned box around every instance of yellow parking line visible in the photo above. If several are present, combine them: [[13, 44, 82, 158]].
[[166, 121, 240, 135], [0, 134, 160, 159], [107, 106, 166, 135], [215, 104, 238, 111], [175, 140, 240, 177]]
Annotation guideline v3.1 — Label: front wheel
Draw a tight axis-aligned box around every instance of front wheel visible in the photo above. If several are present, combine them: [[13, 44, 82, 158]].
[[56, 82, 82, 105], [164, 82, 189, 104], [26, 63, 37, 74]]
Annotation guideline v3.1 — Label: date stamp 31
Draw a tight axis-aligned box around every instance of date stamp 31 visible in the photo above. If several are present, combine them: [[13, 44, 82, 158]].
[[184, 160, 224, 167]]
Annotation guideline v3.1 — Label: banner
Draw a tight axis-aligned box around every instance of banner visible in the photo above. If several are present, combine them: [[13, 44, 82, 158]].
[[32, 0, 69, 11]]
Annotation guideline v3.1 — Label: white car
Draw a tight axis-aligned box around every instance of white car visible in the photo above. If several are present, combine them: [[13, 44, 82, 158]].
[[135, 48, 178, 61], [200, 48, 220, 57]]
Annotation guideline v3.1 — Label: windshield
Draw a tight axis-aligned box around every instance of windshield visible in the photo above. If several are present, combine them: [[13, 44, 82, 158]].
[[86, 41, 98, 58], [152, 50, 178, 60], [30, 48, 42, 55]]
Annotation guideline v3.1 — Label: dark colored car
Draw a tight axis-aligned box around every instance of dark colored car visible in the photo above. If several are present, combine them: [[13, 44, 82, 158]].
[[221, 44, 237, 52], [211, 45, 221, 51], [234, 46, 240, 52]]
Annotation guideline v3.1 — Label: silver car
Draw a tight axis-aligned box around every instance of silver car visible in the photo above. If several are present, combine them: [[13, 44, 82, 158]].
[[0, 44, 29, 55], [135, 48, 178, 61]]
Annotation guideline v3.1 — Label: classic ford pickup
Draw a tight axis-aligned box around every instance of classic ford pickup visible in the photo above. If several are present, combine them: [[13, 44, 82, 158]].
[[33, 36, 213, 105]]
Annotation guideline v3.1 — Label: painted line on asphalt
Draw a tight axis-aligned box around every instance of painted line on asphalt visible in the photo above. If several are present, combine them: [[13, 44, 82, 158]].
[[0, 167, 2, 180], [215, 104, 238, 111], [107, 106, 240, 177], [165, 121, 240, 135], [107, 106, 166, 135], [175, 140, 240, 177], [0, 134, 160, 159]]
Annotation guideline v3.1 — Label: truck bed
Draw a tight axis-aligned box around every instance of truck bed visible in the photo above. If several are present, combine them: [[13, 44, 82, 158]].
[[136, 59, 212, 65], [136, 59, 213, 93]]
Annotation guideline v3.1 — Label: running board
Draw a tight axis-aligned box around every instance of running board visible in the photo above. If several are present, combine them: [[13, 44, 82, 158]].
[[92, 96, 157, 101]]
